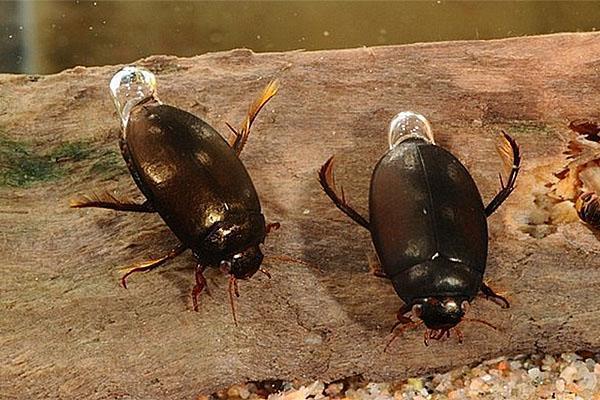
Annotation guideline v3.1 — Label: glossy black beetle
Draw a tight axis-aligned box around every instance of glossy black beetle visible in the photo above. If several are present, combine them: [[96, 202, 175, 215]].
[[319, 111, 521, 346], [72, 66, 279, 322]]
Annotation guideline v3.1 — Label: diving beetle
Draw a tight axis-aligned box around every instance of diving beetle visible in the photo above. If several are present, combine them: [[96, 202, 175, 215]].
[[319, 112, 521, 346], [72, 66, 279, 322]]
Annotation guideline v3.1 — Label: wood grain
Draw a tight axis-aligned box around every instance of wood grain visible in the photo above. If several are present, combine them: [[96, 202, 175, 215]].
[[1, 32, 599, 399]]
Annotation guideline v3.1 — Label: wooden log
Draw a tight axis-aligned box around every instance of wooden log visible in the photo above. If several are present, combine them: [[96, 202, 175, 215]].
[[1, 32, 599, 399]]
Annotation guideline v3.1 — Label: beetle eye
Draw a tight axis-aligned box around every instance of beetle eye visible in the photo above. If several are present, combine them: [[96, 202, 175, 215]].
[[388, 111, 435, 149], [109, 66, 158, 128], [412, 304, 423, 318], [460, 301, 470, 313]]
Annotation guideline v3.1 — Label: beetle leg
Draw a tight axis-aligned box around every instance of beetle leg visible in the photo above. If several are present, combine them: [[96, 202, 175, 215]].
[[485, 132, 521, 216], [423, 330, 431, 346], [120, 243, 187, 288], [455, 327, 464, 343], [258, 267, 272, 279], [226, 80, 279, 155], [191, 264, 208, 312], [266, 222, 281, 234], [479, 282, 510, 308], [228, 275, 241, 326], [318, 156, 370, 230], [367, 251, 388, 279], [71, 191, 155, 213], [384, 304, 415, 352]]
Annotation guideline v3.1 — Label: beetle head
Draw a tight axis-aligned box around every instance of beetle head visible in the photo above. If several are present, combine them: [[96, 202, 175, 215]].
[[220, 245, 264, 279], [413, 297, 469, 330]]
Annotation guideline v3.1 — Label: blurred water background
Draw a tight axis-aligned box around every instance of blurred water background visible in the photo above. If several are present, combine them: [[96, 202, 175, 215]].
[[1, 1, 598, 75]]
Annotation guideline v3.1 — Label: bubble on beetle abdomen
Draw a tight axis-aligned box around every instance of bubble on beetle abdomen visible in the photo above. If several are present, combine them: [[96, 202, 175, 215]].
[[109, 66, 158, 128], [388, 111, 435, 149]]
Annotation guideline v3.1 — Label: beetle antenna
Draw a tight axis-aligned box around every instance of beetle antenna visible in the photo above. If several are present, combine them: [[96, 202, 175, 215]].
[[384, 319, 422, 352], [463, 317, 498, 331]]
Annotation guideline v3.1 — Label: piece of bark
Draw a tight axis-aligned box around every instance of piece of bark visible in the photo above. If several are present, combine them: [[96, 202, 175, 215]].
[[1, 32, 600, 399]]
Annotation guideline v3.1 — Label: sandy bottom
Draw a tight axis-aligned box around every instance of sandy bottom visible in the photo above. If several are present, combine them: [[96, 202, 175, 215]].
[[207, 352, 600, 400]]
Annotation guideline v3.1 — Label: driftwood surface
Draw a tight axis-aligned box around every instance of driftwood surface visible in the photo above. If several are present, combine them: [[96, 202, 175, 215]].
[[1, 33, 600, 399]]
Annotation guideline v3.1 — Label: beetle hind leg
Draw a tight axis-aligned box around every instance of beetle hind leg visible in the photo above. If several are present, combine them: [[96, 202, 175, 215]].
[[318, 156, 370, 230], [479, 282, 510, 308], [485, 132, 521, 216], [71, 191, 155, 213], [226, 79, 280, 155], [120, 243, 187, 288]]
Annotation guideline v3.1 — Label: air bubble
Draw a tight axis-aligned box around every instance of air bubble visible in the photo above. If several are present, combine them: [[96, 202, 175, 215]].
[[388, 111, 434, 149], [109, 66, 158, 128]]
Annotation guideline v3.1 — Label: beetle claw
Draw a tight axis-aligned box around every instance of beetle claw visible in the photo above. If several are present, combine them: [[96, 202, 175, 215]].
[[266, 222, 281, 234]]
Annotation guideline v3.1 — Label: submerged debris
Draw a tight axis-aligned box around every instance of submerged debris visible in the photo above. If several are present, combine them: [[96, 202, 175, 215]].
[[208, 352, 600, 400]]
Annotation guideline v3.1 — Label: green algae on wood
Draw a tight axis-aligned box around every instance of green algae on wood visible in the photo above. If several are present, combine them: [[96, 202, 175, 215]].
[[0, 136, 115, 187], [0, 135, 63, 187]]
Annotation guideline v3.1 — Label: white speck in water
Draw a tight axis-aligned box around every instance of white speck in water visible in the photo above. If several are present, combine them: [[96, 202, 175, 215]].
[[303, 209, 310, 215], [18, 26, 23, 31], [102, 20, 106, 25], [379, 28, 387, 35], [323, 30, 330, 37], [93, 1, 97, 5], [88, 26, 93, 31], [8, 34, 13, 39], [256, 34, 261, 39], [431, 252, 440, 260]]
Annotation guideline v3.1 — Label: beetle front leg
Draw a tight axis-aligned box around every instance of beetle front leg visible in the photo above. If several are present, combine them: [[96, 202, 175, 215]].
[[384, 304, 420, 352], [485, 132, 521, 216], [319, 156, 370, 230], [71, 192, 155, 213], [266, 222, 281, 234], [191, 264, 209, 312], [226, 80, 279, 155], [479, 282, 510, 308]]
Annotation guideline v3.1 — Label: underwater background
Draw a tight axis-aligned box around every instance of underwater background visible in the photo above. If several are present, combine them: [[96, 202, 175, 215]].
[[1, 0, 599, 74]]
